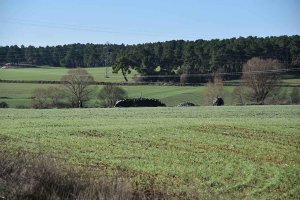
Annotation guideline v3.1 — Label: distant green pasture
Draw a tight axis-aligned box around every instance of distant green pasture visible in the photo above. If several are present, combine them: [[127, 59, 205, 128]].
[[0, 67, 299, 108], [1, 83, 231, 107], [0, 67, 136, 82]]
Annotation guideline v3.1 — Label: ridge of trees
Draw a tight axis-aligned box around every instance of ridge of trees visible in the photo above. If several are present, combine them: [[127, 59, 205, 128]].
[[1, 35, 299, 82]]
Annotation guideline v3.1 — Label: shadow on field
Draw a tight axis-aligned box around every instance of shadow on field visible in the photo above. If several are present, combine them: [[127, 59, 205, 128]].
[[0, 153, 170, 200]]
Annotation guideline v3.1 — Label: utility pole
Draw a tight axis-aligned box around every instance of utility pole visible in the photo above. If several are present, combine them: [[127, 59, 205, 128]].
[[105, 56, 109, 78], [104, 41, 110, 78]]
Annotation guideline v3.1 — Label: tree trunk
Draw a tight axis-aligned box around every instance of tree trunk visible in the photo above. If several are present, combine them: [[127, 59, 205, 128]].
[[121, 69, 128, 82]]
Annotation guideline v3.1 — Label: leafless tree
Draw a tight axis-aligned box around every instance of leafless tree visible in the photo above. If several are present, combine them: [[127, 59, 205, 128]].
[[242, 57, 283, 104], [203, 75, 223, 105], [61, 68, 95, 108], [98, 85, 128, 107], [46, 86, 65, 107], [32, 88, 49, 108], [290, 87, 300, 104], [31, 86, 66, 108]]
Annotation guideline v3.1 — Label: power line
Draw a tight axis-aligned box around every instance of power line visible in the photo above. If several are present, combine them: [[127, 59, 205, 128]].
[[0, 18, 203, 39]]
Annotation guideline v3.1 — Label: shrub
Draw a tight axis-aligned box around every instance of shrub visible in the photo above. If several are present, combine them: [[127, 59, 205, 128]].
[[115, 98, 166, 107], [98, 85, 128, 107], [177, 102, 195, 107], [16, 105, 30, 109], [213, 97, 224, 106], [47, 86, 66, 107], [179, 73, 209, 84], [180, 73, 189, 84], [31, 88, 49, 108], [0, 101, 8, 108], [267, 88, 290, 105], [31, 86, 66, 109], [290, 87, 300, 104], [203, 76, 223, 105]]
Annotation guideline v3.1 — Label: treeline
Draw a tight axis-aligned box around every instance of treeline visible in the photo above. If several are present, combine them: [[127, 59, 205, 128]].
[[0, 43, 123, 67], [1, 35, 299, 81]]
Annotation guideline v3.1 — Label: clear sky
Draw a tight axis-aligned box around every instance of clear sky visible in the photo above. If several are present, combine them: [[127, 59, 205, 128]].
[[0, 0, 299, 46]]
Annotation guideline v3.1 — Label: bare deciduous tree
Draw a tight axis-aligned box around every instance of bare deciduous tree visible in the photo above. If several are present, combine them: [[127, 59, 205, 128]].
[[32, 86, 66, 108], [203, 75, 223, 105], [61, 68, 95, 108], [242, 57, 283, 104], [47, 86, 65, 107], [98, 85, 128, 107], [290, 87, 300, 104], [32, 88, 49, 108]]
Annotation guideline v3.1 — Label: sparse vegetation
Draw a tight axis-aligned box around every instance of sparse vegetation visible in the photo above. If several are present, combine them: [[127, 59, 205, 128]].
[[203, 75, 224, 105], [290, 87, 300, 104], [0, 101, 8, 108], [0, 152, 164, 199], [177, 102, 195, 107], [31, 86, 65, 108], [98, 85, 128, 107], [31, 87, 49, 108], [232, 86, 246, 105]]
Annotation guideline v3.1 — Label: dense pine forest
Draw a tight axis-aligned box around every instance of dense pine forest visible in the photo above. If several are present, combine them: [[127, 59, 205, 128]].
[[1, 35, 300, 82]]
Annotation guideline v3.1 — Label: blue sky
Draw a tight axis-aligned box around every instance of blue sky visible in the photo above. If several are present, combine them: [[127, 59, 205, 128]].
[[0, 0, 299, 46]]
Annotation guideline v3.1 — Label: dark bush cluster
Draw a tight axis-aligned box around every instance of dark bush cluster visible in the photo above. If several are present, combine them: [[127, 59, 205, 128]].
[[213, 97, 224, 106], [115, 98, 166, 107], [177, 102, 195, 107], [0, 101, 8, 108]]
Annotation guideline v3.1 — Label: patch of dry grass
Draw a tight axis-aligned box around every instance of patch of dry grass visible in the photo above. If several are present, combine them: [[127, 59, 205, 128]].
[[0, 152, 169, 200]]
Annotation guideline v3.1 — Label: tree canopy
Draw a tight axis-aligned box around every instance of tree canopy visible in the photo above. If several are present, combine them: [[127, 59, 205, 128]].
[[1, 36, 299, 82]]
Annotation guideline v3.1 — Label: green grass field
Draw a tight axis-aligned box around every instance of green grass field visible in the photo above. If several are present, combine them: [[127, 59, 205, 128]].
[[0, 83, 237, 107], [1, 82, 296, 108], [1, 106, 299, 199], [1, 67, 299, 84], [0, 67, 136, 82], [0, 67, 299, 108]]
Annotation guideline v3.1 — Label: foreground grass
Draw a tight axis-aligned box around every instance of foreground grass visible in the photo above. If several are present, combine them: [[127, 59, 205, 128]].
[[1, 106, 299, 199], [0, 153, 150, 199]]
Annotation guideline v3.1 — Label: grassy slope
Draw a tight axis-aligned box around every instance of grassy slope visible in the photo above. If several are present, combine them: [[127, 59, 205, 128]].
[[1, 106, 299, 199], [0, 67, 299, 107], [0, 83, 235, 107], [0, 67, 137, 82], [1, 67, 299, 84]]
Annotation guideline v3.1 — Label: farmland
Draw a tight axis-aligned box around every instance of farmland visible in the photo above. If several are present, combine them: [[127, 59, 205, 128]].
[[1, 82, 233, 107], [0, 67, 298, 108], [1, 106, 299, 199], [0, 67, 233, 107], [0, 66, 137, 82]]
